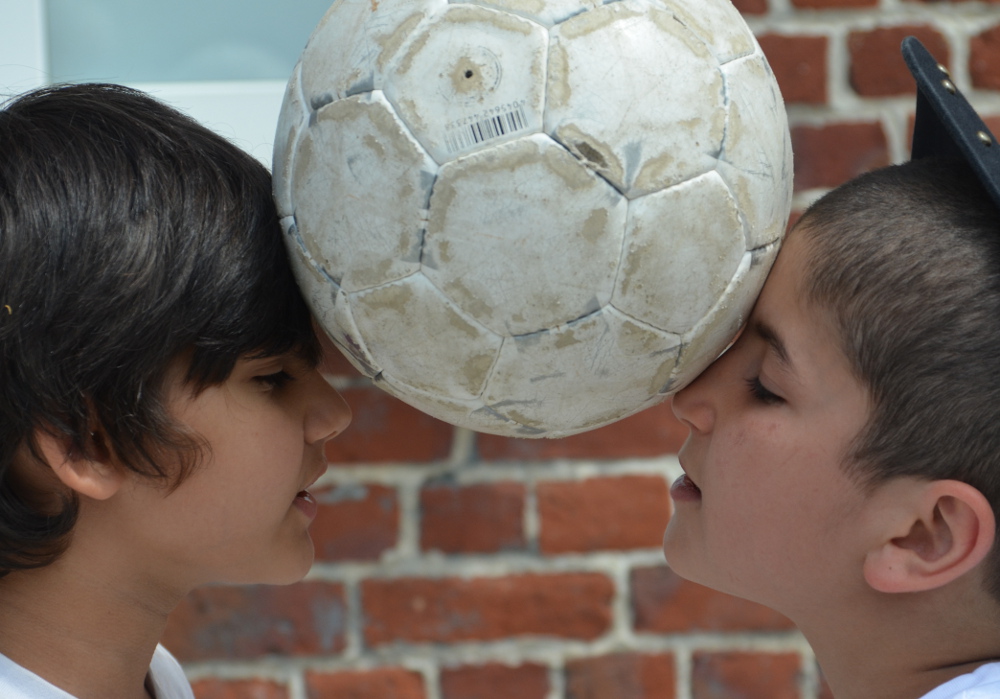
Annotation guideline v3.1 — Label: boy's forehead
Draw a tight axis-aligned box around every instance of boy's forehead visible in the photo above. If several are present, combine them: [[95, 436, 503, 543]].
[[759, 229, 811, 303], [752, 230, 844, 369]]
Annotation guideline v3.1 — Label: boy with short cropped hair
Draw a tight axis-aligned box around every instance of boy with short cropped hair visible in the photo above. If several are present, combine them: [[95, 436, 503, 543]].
[[0, 83, 351, 698], [664, 39, 1000, 699]]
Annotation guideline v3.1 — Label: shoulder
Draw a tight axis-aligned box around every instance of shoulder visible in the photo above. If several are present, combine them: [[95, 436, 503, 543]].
[[921, 663, 1000, 699], [149, 645, 195, 699]]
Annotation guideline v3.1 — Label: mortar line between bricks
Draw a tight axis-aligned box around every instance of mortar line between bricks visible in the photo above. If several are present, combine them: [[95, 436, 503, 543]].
[[178, 630, 813, 683], [396, 478, 422, 558], [308, 548, 669, 580], [447, 426, 475, 465], [609, 558, 638, 646], [675, 646, 693, 699], [524, 477, 541, 553], [547, 661, 565, 699], [288, 670, 306, 699], [799, 642, 821, 699], [324, 455, 683, 485]]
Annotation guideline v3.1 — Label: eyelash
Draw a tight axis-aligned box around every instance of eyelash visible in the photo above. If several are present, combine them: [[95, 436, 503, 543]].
[[255, 370, 294, 391], [746, 376, 782, 405]]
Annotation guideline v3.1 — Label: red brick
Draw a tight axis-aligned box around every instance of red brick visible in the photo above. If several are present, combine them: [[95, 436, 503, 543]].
[[421, 482, 526, 554], [791, 0, 875, 7], [191, 679, 290, 699], [757, 34, 828, 105], [326, 386, 453, 464], [691, 652, 801, 699], [305, 668, 426, 699], [565, 654, 676, 699], [631, 566, 794, 633], [538, 475, 671, 554], [478, 401, 687, 461], [440, 663, 549, 699], [362, 573, 614, 645], [163, 582, 346, 660], [971, 25, 1000, 91], [732, 0, 768, 13], [312, 484, 398, 561], [848, 26, 948, 97], [791, 122, 889, 191]]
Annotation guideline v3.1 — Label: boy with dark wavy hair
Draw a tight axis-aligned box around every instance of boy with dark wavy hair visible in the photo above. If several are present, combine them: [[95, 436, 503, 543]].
[[0, 83, 351, 698], [665, 39, 1000, 699]]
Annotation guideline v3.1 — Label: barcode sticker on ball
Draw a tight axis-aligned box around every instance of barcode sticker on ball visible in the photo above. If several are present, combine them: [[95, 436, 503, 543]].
[[445, 103, 528, 153]]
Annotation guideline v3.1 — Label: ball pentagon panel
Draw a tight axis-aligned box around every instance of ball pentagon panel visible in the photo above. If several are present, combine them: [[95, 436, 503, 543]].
[[382, 4, 548, 164], [290, 92, 437, 293], [423, 134, 627, 336]]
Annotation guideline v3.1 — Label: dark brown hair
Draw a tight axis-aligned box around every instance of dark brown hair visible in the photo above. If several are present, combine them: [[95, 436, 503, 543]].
[[0, 83, 319, 574]]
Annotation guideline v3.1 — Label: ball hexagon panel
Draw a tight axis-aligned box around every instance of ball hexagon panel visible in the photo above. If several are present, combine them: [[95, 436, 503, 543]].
[[668, 241, 780, 392], [382, 4, 548, 164], [613, 170, 746, 336], [273, 61, 307, 219], [423, 133, 627, 337], [663, 0, 756, 65], [373, 379, 521, 435], [291, 91, 437, 293], [299, 0, 445, 102], [545, 0, 725, 199], [349, 274, 504, 400], [463, 0, 600, 27], [282, 218, 382, 378], [482, 306, 681, 435], [716, 52, 794, 250]]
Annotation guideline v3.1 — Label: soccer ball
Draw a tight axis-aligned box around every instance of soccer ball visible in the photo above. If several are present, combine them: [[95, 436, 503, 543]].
[[274, 0, 792, 438]]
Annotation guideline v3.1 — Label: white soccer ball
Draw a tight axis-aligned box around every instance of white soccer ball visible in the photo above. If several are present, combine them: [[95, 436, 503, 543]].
[[274, 0, 792, 438]]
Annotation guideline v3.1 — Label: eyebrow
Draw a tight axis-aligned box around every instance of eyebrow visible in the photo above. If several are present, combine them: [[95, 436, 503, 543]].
[[752, 319, 794, 373]]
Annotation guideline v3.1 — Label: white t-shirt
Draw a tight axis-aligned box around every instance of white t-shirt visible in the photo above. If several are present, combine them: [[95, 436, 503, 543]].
[[0, 644, 194, 699], [920, 663, 1000, 699]]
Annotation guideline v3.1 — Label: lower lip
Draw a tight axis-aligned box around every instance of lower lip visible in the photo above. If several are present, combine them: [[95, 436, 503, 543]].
[[670, 474, 702, 503], [293, 491, 318, 519]]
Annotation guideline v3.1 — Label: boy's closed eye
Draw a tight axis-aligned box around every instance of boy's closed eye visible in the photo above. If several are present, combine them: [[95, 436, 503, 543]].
[[746, 376, 783, 404]]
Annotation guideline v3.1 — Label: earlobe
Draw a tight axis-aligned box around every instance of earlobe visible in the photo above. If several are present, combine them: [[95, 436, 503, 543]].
[[863, 480, 995, 594], [33, 428, 125, 501]]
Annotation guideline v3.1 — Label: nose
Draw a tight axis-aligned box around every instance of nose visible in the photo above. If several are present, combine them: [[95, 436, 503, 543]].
[[670, 360, 718, 436], [303, 369, 352, 446]]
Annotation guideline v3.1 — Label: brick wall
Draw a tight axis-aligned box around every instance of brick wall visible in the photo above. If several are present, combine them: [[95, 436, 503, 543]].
[[165, 2, 1000, 698]]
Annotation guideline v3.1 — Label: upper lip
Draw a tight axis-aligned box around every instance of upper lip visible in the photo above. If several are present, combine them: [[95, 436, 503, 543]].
[[677, 452, 699, 487], [299, 460, 328, 494]]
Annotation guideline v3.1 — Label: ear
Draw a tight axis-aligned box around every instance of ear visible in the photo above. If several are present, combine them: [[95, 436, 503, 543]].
[[33, 428, 125, 501], [863, 480, 995, 593]]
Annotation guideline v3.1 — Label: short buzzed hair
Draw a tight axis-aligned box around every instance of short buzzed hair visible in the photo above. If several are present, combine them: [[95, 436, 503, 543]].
[[797, 157, 1000, 598]]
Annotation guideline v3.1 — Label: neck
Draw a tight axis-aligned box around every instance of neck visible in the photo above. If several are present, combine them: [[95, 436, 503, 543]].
[[0, 522, 186, 699], [793, 583, 1000, 699]]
